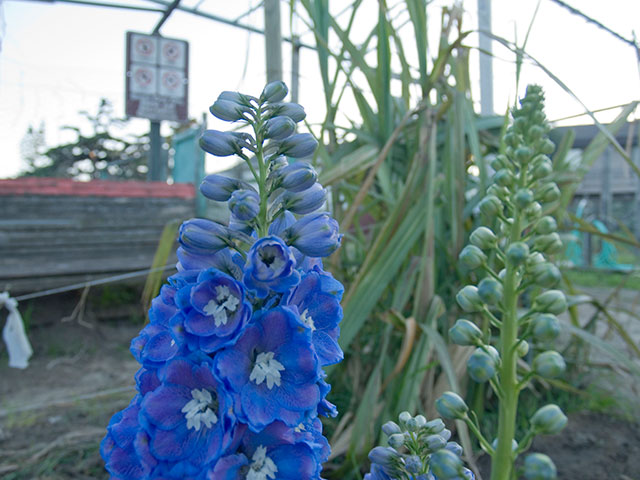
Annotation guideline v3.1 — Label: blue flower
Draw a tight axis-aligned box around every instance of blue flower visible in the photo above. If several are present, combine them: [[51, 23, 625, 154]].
[[130, 323, 181, 368], [200, 174, 252, 202], [139, 357, 241, 466], [228, 189, 260, 221], [208, 421, 321, 480], [277, 182, 326, 214], [286, 267, 344, 366], [273, 161, 318, 192], [182, 269, 251, 353], [243, 236, 300, 298], [179, 219, 231, 255], [215, 307, 320, 431]]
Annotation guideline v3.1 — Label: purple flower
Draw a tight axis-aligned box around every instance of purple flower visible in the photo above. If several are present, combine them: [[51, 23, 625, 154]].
[[243, 236, 300, 298], [182, 269, 251, 353], [286, 267, 344, 366], [139, 357, 241, 466], [215, 307, 320, 431], [282, 211, 342, 257]]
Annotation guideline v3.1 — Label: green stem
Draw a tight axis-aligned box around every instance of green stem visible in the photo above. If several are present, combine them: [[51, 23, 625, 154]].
[[464, 416, 495, 455], [253, 107, 269, 238]]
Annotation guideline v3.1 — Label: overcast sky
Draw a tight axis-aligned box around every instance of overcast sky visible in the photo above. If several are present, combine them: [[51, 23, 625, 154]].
[[0, 0, 638, 178]]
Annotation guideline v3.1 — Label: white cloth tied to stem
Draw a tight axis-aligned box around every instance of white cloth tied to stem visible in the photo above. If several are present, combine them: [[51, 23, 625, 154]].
[[1, 291, 33, 369]]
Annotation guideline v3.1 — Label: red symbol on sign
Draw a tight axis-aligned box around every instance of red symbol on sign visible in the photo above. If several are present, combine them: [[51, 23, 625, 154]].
[[135, 38, 155, 57], [135, 68, 153, 86], [163, 42, 180, 62]]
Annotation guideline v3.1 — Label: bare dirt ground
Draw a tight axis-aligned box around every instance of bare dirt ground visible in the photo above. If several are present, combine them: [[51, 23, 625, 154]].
[[0, 288, 639, 479]]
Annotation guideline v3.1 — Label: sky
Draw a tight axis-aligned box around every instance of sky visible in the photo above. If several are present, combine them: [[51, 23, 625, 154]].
[[0, 0, 639, 179]]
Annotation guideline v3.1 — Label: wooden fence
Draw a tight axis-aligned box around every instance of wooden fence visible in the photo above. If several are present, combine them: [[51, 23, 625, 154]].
[[0, 178, 195, 294]]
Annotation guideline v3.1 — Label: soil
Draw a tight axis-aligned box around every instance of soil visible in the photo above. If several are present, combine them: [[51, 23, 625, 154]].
[[0, 289, 639, 479]]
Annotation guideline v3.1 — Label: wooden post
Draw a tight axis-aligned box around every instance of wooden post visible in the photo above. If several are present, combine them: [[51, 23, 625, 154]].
[[264, 0, 283, 83]]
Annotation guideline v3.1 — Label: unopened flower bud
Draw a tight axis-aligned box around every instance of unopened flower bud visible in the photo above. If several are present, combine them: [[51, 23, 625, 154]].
[[479, 195, 502, 217], [494, 169, 514, 187], [524, 453, 557, 480], [491, 438, 518, 452], [459, 245, 487, 270], [425, 418, 445, 434], [491, 154, 510, 171], [445, 441, 463, 456], [209, 98, 251, 122], [530, 404, 567, 435], [429, 449, 464, 479], [532, 314, 561, 342], [468, 347, 498, 383], [528, 125, 544, 141], [260, 80, 288, 103], [539, 139, 556, 155], [532, 290, 567, 314], [515, 188, 534, 209], [514, 146, 532, 163], [517, 340, 529, 357], [275, 161, 318, 192], [533, 233, 563, 255], [535, 216, 557, 234], [200, 130, 241, 156], [533, 350, 566, 378], [281, 212, 341, 257], [456, 285, 483, 312], [381, 421, 402, 436], [218, 91, 252, 105], [278, 133, 318, 158], [398, 411, 412, 424], [228, 189, 260, 221], [405, 455, 422, 474], [267, 102, 306, 122], [527, 252, 545, 267], [368, 446, 399, 468], [525, 201, 543, 220], [449, 319, 483, 346], [440, 429, 452, 441], [504, 133, 520, 148], [406, 417, 420, 432], [414, 415, 427, 428], [435, 392, 468, 420], [263, 115, 296, 140], [470, 226, 497, 250], [531, 158, 553, 179], [529, 262, 561, 288], [478, 277, 503, 305], [387, 433, 405, 448], [425, 434, 446, 451], [200, 174, 251, 201], [278, 182, 326, 214], [178, 219, 230, 253], [507, 242, 530, 266], [536, 182, 560, 204]]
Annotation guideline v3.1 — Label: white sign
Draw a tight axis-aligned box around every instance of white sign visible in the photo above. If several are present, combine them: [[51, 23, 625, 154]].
[[126, 31, 189, 122]]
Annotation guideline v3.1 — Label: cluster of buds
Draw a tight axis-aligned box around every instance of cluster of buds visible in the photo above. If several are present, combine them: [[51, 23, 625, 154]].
[[438, 86, 568, 480], [365, 411, 475, 480]]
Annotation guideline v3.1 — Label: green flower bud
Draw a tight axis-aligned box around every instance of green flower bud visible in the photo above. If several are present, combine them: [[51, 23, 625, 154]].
[[532, 111, 546, 124], [388, 433, 405, 448], [478, 277, 503, 305], [468, 347, 498, 383], [429, 449, 464, 479], [491, 438, 519, 452], [532, 314, 561, 342], [485, 345, 501, 364], [531, 158, 553, 179], [456, 285, 483, 312], [506, 242, 530, 266], [526, 252, 545, 267], [528, 125, 544, 141], [425, 418, 445, 434], [515, 146, 532, 163], [487, 184, 510, 199], [425, 434, 446, 451], [459, 245, 487, 270], [536, 182, 561, 204], [406, 417, 420, 432], [535, 216, 557, 234], [517, 340, 530, 357], [533, 350, 566, 378], [524, 453, 558, 480], [435, 392, 469, 420], [530, 404, 568, 435], [540, 139, 556, 155], [491, 154, 510, 171], [470, 226, 497, 250], [494, 169, 514, 187], [533, 233, 563, 255], [504, 132, 520, 148], [498, 268, 507, 280], [529, 262, 561, 288], [514, 116, 528, 133], [532, 289, 567, 314], [449, 319, 483, 346], [398, 411, 412, 425], [525, 201, 542, 220], [515, 188, 534, 209], [479, 195, 503, 217]]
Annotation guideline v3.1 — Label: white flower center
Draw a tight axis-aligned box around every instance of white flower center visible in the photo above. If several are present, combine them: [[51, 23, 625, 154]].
[[247, 445, 277, 480], [294, 423, 306, 433], [203, 285, 240, 327], [260, 246, 285, 272], [300, 309, 315, 331], [249, 351, 285, 389], [181, 388, 218, 431]]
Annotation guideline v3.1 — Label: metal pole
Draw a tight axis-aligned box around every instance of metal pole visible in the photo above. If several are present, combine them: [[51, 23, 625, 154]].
[[148, 121, 165, 181], [264, 0, 282, 83], [477, 0, 494, 115], [291, 36, 300, 103]]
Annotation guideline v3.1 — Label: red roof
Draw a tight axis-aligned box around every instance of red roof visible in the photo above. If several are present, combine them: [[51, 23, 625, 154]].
[[0, 177, 195, 199]]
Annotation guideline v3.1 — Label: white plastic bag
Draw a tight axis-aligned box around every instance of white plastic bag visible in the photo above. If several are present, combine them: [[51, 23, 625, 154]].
[[1, 292, 33, 369]]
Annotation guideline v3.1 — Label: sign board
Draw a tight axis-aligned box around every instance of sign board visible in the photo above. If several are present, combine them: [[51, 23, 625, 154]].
[[125, 32, 189, 122]]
